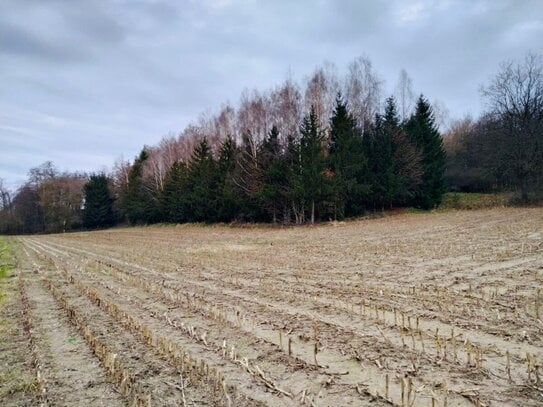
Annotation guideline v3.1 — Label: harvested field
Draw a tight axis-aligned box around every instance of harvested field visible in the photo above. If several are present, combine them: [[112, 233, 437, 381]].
[[2, 207, 543, 406]]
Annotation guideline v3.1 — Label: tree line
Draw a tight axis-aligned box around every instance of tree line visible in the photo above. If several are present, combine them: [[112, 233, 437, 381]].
[[120, 95, 443, 226], [445, 54, 543, 200], [0, 53, 541, 234]]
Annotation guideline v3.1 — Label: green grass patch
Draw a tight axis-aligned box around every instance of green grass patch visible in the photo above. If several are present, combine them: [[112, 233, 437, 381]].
[[0, 368, 38, 398], [0, 237, 14, 305], [0, 237, 13, 278], [439, 192, 512, 210]]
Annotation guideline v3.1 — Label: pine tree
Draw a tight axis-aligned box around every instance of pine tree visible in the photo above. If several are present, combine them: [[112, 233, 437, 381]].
[[83, 174, 115, 229], [328, 95, 369, 219], [405, 95, 446, 209], [300, 106, 327, 224]]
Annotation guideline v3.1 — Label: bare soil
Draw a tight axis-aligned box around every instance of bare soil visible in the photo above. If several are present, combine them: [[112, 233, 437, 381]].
[[3, 207, 542, 406]]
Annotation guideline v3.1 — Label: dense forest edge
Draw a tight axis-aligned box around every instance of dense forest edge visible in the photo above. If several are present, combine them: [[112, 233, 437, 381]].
[[1, 53, 542, 234]]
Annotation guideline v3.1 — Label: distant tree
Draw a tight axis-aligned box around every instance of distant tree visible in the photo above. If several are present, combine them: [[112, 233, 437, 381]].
[[344, 56, 382, 130], [160, 161, 189, 223], [365, 100, 400, 210], [28, 161, 57, 186], [186, 138, 218, 222], [362, 114, 381, 210], [405, 95, 447, 209], [258, 126, 290, 223], [328, 95, 369, 219], [480, 53, 543, 201], [395, 69, 414, 122], [83, 174, 115, 229], [305, 63, 340, 131], [233, 132, 265, 220], [216, 135, 240, 222], [11, 184, 43, 234], [110, 156, 131, 219], [382, 97, 422, 206], [269, 79, 303, 142], [443, 116, 499, 192], [122, 149, 157, 224], [0, 179, 14, 233], [284, 134, 305, 224], [300, 106, 327, 224], [38, 174, 86, 233]]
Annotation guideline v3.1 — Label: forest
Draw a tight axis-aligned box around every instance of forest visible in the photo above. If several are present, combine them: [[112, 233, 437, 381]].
[[1, 54, 542, 234]]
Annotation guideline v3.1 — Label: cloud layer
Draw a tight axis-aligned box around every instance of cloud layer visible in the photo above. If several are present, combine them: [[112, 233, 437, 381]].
[[1, 0, 542, 188]]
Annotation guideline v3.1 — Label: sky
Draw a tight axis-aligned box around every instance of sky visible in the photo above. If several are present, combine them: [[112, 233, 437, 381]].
[[1, 0, 542, 189]]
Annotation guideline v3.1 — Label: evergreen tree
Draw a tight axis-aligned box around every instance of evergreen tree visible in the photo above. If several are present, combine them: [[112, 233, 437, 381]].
[[122, 149, 157, 224], [216, 135, 240, 221], [328, 95, 369, 219], [405, 95, 446, 208], [186, 138, 218, 221], [379, 98, 399, 207], [160, 161, 189, 223], [362, 114, 381, 210], [258, 126, 289, 223], [284, 134, 305, 224], [300, 106, 327, 224], [83, 174, 115, 229], [365, 98, 423, 210], [233, 132, 265, 221]]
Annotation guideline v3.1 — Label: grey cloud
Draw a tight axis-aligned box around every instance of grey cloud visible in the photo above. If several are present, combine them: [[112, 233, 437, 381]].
[[1, 0, 542, 188], [0, 20, 86, 61]]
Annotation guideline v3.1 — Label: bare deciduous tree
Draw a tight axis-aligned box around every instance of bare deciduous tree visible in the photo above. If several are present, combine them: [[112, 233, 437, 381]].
[[481, 53, 543, 200], [395, 68, 414, 122], [304, 62, 340, 131], [236, 89, 271, 158], [270, 78, 303, 143], [344, 56, 382, 130], [0, 179, 12, 212], [431, 99, 450, 131]]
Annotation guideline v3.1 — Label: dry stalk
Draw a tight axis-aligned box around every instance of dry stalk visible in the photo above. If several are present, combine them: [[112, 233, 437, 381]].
[[506, 350, 512, 382], [18, 273, 48, 406]]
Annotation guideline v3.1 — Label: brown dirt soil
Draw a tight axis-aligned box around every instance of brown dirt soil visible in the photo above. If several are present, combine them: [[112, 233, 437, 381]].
[[5, 207, 543, 406]]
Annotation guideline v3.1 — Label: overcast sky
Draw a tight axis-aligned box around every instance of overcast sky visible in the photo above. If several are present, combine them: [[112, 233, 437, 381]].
[[1, 0, 542, 189]]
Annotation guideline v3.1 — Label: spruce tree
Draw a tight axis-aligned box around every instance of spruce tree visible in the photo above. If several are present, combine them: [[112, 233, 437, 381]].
[[300, 106, 327, 224], [83, 174, 115, 229], [216, 135, 239, 221], [233, 132, 264, 221], [122, 149, 157, 224], [362, 114, 382, 211], [381, 98, 400, 207], [186, 138, 218, 221], [405, 95, 446, 209], [328, 95, 368, 219], [160, 161, 189, 223], [259, 126, 288, 223], [284, 134, 305, 224]]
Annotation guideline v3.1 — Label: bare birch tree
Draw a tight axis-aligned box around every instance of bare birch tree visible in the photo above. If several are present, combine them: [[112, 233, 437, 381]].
[[395, 68, 414, 122], [344, 56, 382, 130]]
